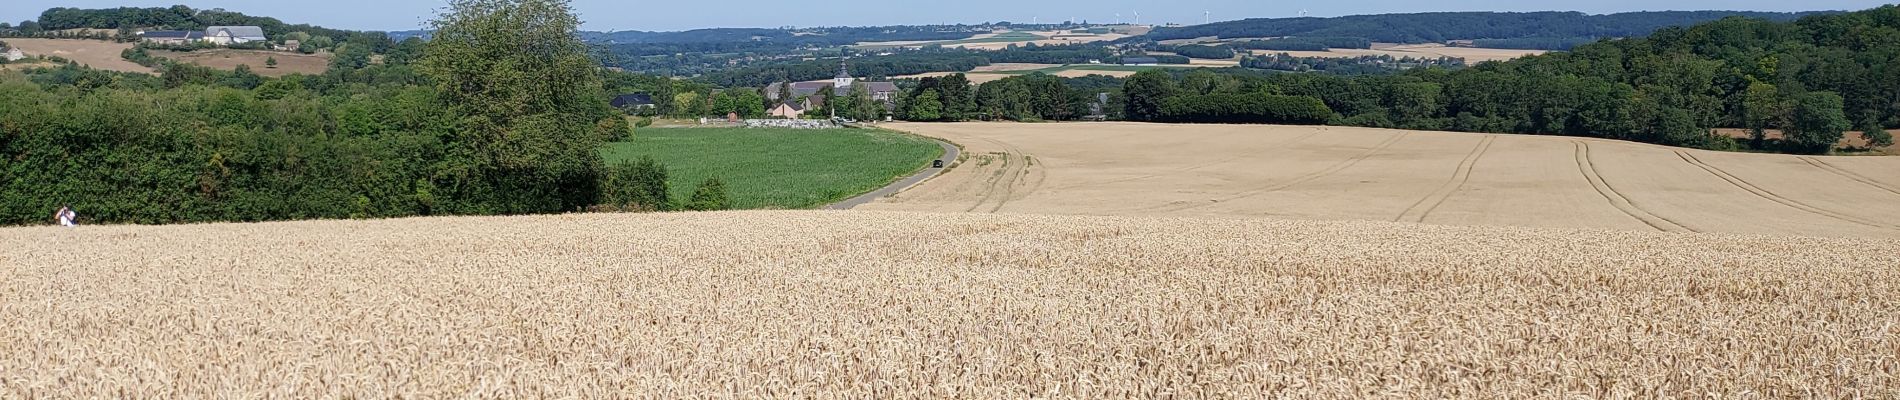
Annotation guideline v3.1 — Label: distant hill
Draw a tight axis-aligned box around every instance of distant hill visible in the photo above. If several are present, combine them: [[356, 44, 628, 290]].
[[1143, 11, 1834, 44], [27, 6, 390, 46]]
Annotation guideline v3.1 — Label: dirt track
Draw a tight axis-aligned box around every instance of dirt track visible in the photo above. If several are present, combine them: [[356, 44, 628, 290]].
[[860, 122, 1900, 238]]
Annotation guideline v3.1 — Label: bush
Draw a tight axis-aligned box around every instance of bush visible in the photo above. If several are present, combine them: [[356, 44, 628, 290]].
[[600, 156, 670, 211], [685, 177, 731, 211], [635, 116, 654, 128], [1864, 126, 1894, 148]]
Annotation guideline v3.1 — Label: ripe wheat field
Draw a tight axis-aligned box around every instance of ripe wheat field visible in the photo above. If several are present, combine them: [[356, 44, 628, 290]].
[[865, 122, 1900, 238], [3, 211, 1896, 398]]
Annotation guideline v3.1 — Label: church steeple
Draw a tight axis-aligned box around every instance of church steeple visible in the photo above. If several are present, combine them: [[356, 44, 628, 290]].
[[834, 58, 855, 88]]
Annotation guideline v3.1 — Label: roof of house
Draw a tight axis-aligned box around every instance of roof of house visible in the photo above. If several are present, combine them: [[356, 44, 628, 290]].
[[610, 93, 654, 108], [205, 26, 266, 39], [766, 80, 900, 104], [142, 30, 202, 39]]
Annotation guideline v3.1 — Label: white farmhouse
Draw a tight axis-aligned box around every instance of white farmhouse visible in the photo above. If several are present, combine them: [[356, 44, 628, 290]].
[[204, 26, 267, 45]]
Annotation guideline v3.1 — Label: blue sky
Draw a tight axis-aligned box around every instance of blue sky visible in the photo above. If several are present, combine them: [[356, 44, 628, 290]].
[[4, 1, 1893, 31]]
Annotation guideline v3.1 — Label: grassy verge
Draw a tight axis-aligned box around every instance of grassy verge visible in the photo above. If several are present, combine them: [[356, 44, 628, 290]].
[[601, 127, 942, 209]]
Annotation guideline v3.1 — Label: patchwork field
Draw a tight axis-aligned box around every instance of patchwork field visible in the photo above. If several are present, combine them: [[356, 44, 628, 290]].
[[862, 122, 1900, 238], [2, 38, 152, 74], [1251, 43, 1547, 62], [856, 29, 1132, 50], [891, 64, 1214, 83], [156, 49, 330, 77], [600, 127, 941, 209], [5, 211, 1895, 397]]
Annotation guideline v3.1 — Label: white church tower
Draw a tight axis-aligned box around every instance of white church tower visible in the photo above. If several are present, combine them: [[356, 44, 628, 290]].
[[834, 59, 855, 88]]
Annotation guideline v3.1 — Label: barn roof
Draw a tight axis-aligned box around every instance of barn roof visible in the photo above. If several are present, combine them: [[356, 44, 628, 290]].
[[205, 26, 266, 39], [142, 30, 202, 39]]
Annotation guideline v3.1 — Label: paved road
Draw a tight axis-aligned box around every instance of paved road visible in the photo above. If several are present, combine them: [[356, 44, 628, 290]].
[[826, 137, 960, 210]]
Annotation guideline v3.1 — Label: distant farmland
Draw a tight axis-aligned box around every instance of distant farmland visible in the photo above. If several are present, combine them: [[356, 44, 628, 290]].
[[2, 39, 152, 74], [156, 49, 330, 77]]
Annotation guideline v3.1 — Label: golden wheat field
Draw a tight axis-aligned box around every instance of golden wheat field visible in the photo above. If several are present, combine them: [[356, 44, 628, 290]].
[[3, 211, 1897, 398], [864, 122, 1900, 239]]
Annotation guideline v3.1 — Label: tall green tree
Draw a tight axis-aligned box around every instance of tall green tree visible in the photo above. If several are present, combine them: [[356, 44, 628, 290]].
[[1122, 69, 1176, 122], [937, 73, 974, 120], [419, 0, 619, 213], [908, 90, 943, 121], [1740, 81, 1784, 147], [1785, 91, 1851, 154]]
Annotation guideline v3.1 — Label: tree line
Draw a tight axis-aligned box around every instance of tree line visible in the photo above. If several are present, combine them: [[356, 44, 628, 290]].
[[28, 6, 385, 50], [1138, 11, 1826, 48], [871, 6, 1896, 155], [0, 0, 664, 226]]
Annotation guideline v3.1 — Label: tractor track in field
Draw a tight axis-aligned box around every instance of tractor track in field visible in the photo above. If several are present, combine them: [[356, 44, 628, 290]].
[[1395, 135, 1495, 223], [1676, 151, 1895, 230], [1574, 141, 1696, 233], [1799, 156, 1900, 197], [962, 136, 1042, 213]]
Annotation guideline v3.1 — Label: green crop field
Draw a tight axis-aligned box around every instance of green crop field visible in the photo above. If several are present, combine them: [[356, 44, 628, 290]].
[[601, 127, 941, 209]]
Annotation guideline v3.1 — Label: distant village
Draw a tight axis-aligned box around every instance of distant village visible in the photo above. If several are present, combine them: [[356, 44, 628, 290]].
[[137, 25, 304, 51]]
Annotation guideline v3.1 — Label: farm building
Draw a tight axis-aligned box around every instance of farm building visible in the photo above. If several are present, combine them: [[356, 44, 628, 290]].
[[204, 26, 266, 45], [140, 30, 204, 44], [769, 102, 806, 119], [1121, 57, 1159, 66], [611, 93, 656, 110]]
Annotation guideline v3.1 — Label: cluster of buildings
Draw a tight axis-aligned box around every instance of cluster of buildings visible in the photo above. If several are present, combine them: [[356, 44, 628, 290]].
[[764, 61, 899, 119], [139, 26, 267, 45], [605, 60, 903, 120]]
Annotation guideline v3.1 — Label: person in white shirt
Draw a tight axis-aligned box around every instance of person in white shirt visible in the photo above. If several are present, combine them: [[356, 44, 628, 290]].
[[55, 205, 76, 227]]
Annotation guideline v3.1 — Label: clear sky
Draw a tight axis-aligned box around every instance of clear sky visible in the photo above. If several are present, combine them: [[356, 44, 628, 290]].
[[4, 1, 1893, 32]]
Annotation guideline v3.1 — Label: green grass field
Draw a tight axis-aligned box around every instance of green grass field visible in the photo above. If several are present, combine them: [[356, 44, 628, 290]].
[[601, 127, 941, 209]]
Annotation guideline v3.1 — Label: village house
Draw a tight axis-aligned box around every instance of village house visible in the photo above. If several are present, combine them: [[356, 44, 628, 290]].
[[204, 26, 267, 45], [764, 61, 899, 117], [768, 102, 807, 119]]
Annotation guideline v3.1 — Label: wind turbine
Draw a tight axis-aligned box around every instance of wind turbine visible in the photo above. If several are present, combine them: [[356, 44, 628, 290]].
[[1299, 9, 1310, 17], [1204, 11, 1211, 24], [1116, 13, 1122, 24]]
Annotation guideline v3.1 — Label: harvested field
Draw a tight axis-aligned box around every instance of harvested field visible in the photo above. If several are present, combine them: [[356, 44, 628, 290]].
[[862, 122, 1900, 238], [4, 211, 1897, 397], [156, 49, 330, 77], [1251, 43, 1546, 62], [856, 30, 1129, 50], [2, 39, 152, 74]]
